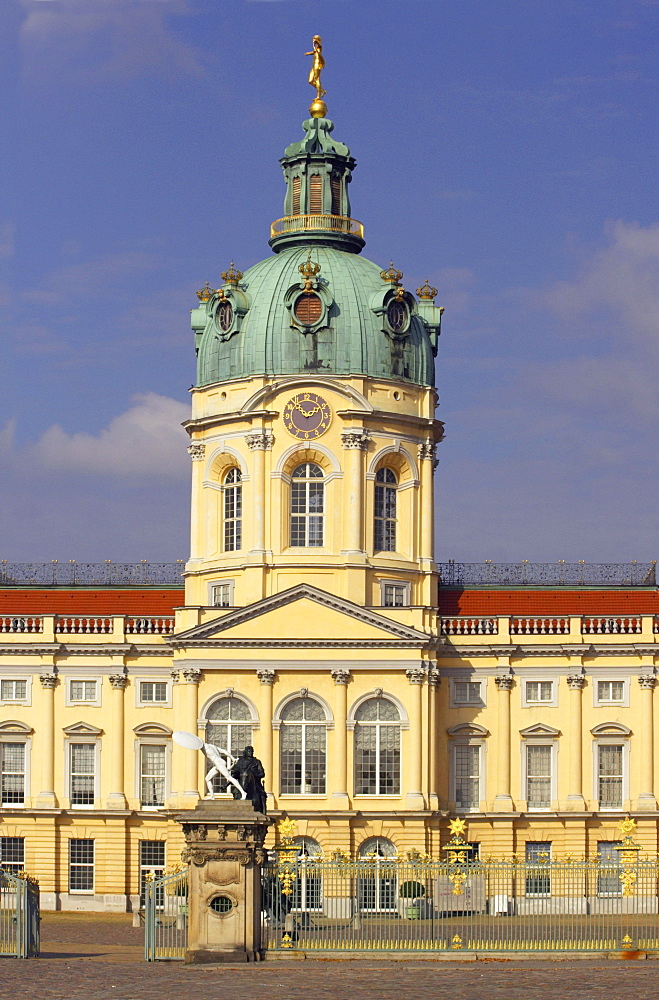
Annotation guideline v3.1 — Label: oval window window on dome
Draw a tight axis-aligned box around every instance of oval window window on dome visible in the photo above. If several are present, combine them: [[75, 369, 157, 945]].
[[294, 293, 323, 326], [386, 300, 408, 333], [216, 300, 234, 333]]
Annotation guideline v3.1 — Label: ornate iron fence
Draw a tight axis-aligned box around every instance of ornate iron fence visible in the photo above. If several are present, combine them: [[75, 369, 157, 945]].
[[438, 561, 656, 588], [0, 561, 185, 587], [0, 871, 39, 959], [144, 868, 188, 961]]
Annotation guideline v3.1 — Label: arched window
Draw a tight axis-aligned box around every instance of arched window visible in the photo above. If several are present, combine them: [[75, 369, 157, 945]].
[[357, 837, 397, 913], [290, 463, 324, 547], [205, 696, 252, 794], [280, 697, 327, 794], [374, 468, 397, 552], [223, 468, 242, 551], [354, 697, 401, 795], [291, 836, 322, 911]]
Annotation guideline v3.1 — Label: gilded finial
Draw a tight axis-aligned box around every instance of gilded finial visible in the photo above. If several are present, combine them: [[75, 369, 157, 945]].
[[306, 35, 327, 118], [221, 261, 243, 286], [417, 279, 438, 300], [381, 261, 403, 286], [298, 253, 321, 290], [196, 281, 214, 302]]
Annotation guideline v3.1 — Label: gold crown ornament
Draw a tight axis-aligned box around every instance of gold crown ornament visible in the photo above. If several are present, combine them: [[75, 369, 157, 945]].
[[196, 281, 214, 302], [380, 261, 403, 286], [416, 279, 438, 300], [299, 255, 321, 290], [221, 262, 243, 285]]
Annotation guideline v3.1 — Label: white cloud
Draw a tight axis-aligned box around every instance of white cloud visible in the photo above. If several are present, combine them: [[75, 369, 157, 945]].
[[31, 392, 190, 477], [23, 250, 157, 306]]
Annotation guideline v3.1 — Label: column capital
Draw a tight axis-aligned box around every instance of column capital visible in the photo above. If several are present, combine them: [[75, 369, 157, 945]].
[[495, 674, 513, 691], [331, 668, 351, 685], [171, 669, 181, 683], [256, 668, 276, 685], [109, 673, 128, 690], [418, 441, 436, 462], [187, 442, 205, 460], [567, 673, 586, 690], [245, 430, 274, 451], [39, 672, 58, 689], [341, 429, 371, 451], [406, 667, 426, 685], [639, 673, 657, 690], [427, 667, 441, 687], [182, 668, 202, 685]]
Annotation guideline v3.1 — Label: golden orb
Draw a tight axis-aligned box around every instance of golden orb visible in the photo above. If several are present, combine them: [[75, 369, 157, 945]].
[[309, 98, 327, 119]]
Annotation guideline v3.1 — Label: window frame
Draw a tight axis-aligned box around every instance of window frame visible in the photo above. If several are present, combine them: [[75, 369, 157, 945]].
[[209, 580, 235, 608], [135, 678, 172, 709], [522, 678, 558, 708], [65, 677, 101, 707], [379, 580, 410, 608], [353, 697, 402, 797], [69, 838, 95, 894], [0, 836, 25, 876], [222, 467, 242, 553], [204, 695, 255, 796], [450, 678, 485, 709], [139, 840, 166, 907], [289, 462, 325, 549], [278, 696, 329, 796], [0, 678, 31, 706], [595, 741, 627, 811], [451, 742, 482, 812], [524, 743, 554, 811], [138, 743, 168, 810], [0, 740, 28, 807], [593, 677, 629, 708], [374, 467, 398, 554], [68, 741, 98, 809], [524, 841, 552, 897]]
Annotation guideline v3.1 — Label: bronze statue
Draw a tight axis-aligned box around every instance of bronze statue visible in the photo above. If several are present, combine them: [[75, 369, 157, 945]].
[[306, 35, 326, 99], [230, 746, 267, 814]]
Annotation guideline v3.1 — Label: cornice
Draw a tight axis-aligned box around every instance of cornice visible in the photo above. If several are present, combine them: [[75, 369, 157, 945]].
[[438, 641, 659, 660], [0, 644, 60, 656], [183, 409, 279, 434], [172, 639, 428, 649]]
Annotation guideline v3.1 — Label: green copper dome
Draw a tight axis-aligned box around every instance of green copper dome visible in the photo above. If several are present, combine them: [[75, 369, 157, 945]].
[[191, 117, 441, 388]]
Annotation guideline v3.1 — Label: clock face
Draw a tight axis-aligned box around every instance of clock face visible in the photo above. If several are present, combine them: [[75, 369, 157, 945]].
[[283, 392, 331, 440]]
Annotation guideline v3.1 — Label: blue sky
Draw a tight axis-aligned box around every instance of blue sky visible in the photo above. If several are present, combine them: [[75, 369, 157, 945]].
[[1, 0, 658, 563]]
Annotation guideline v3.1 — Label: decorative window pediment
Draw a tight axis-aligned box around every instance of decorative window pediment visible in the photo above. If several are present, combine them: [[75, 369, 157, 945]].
[[591, 721, 632, 737], [63, 722, 103, 737], [133, 723, 172, 737], [447, 723, 489, 738], [520, 724, 561, 739], [0, 720, 33, 735]]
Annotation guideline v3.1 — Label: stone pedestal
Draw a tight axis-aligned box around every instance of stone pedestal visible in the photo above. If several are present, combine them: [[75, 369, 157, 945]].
[[175, 799, 270, 964]]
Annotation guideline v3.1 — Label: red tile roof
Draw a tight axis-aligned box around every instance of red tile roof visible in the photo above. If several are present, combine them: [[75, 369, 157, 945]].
[[0, 590, 184, 616], [439, 589, 659, 616]]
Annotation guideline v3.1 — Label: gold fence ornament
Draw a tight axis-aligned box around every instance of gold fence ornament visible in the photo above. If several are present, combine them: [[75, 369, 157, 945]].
[[451, 934, 463, 950], [615, 815, 642, 896], [621, 934, 634, 950]]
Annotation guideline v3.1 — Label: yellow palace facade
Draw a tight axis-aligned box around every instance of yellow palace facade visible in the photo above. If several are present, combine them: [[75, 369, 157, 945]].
[[2, 83, 659, 911]]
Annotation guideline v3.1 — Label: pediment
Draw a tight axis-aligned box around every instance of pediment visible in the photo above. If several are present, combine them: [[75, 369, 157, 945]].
[[0, 720, 33, 735], [63, 721, 103, 737], [591, 722, 632, 737], [447, 723, 489, 738], [134, 722, 172, 736], [170, 585, 430, 648], [520, 724, 561, 739]]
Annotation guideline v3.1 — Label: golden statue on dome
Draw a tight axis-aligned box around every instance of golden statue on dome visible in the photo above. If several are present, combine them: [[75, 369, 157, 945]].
[[306, 35, 327, 118]]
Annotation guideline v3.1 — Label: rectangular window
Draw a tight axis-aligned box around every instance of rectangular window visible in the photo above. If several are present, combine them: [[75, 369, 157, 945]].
[[70, 743, 95, 806], [525, 681, 553, 703], [598, 745, 623, 809], [140, 745, 166, 807], [0, 680, 27, 701], [1, 743, 25, 805], [597, 680, 624, 703], [454, 681, 482, 704], [140, 682, 167, 703], [330, 174, 341, 216], [526, 745, 552, 809], [0, 837, 25, 876], [69, 839, 94, 893], [454, 745, 480, 810], [139, 840, 166, 907], [291, 176, 301, 215], [309, 174, 322, 214], [597, 841, 622, 895], [382, 583, 407, 607], [211, 583, 233, 608], [525, 842, 551, 896], [70, 680, 97, 702]]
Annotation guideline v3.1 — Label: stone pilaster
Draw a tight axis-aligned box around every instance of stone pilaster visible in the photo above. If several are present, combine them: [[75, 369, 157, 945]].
[[638, 674, 657, 809], [341, 429, 370, 557], [331, 669, 351, 806], [107, 673, 128, 809], [256, 669, 276, 808], [493, 674, 514, 811], [406, 667, 425, 808], [36, 673, 58, 808], [565, 673, 586, 810]]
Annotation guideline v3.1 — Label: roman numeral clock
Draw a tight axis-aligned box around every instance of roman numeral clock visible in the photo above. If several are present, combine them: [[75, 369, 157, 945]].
[[283, 392, 331, 440]]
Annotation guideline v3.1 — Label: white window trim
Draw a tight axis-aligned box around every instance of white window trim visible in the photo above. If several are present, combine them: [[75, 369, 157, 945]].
[[134, 738, 172, 810], [0, 735, 31, 808], [208, 579, 235, 608], [520, 740, 557, 812], [135, 677, 172, 709], [0, 677, 32, 707], [68, 838, 95, 895], [449, 677, 486, 709], [593, 738, 629, 811], [522, 677, 558, 709], [449, 739, 485, 813], [64, 738, 101, 810], [592, 677, 629, 708], [65, 677, 102, 708], [379, 579, 410, 608]]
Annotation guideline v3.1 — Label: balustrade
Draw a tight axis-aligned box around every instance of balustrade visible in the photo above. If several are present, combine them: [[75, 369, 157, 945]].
[[440, 617, 497, 636], [55, 617, 112, 634], [0, 616, 43, 633], [510, 617, 570, 635], [581, 617, 642, 635]]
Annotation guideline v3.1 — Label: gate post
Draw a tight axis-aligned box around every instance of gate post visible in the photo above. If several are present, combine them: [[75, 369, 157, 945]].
[[175, 799, 270, 964]]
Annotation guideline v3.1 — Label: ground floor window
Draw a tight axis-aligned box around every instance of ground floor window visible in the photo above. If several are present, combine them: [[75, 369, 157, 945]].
[[139, 841, 166, 907], [525, 842, 552, 896], [0, 743, 25, 805], [0, 836, 24, 876], [69, 839, 94, 893], [597, 841, 622, 895]]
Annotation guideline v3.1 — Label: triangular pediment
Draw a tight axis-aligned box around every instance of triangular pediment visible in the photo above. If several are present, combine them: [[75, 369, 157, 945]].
[[520, 723, 561, 738], [170, 585, 429, 648], [62, 721, 103, 737]]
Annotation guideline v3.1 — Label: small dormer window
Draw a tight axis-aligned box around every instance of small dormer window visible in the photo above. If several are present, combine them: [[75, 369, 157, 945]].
[[294, 293, 322, 326], [386, 300, 408, 333], [215, 300, 233, 333]]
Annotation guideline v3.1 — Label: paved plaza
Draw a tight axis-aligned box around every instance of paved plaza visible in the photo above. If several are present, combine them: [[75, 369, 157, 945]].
[[1, 914, 658, 1000]]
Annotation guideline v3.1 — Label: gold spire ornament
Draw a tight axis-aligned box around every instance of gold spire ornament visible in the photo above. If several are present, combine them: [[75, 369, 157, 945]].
[[299, 253, 321, 290], [196, 281, 214, 302], [306, 35, 327, 118], [417, 279, 438, 301], [221, 262, 243, 285], [380, 261, 403, 286]]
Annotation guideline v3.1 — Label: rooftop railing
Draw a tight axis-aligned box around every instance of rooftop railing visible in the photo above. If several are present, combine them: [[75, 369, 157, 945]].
[[0, 561, 185, 587], [438, 561, 656, 588], [270, 213, 364, 239]]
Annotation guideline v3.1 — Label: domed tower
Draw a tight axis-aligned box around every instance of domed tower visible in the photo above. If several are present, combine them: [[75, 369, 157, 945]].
[[183, 73, 443, 616]]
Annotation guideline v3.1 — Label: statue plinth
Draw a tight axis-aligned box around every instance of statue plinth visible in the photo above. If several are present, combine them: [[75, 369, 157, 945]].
[[175, 799, 271, 964]]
